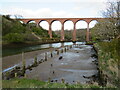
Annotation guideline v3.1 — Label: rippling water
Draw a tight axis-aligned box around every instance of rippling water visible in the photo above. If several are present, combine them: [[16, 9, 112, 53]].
[[3, 42, 85, 56]]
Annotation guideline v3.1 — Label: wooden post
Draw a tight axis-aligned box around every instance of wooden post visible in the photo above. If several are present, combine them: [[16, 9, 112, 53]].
[[61, 49, 63, 53], [15, 73, 17, 77], [65, 47, 67, 52], [51, 51, 53, 57], [45, 53, 47, 61], [34, 56, 38, 66], [57, 50, 59, 55], [61, 78, 65, 83], [22, 52, 26, 75]]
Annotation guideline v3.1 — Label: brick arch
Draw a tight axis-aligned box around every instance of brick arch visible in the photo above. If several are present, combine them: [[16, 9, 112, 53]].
[[38, 20, 49, 28], [63, 19, 74, 24], [26, 20, 38, 28], [50, 20, 62, 24], [63, 20, 75, 41], [89, 19, 99, 24], [89, 20, 98, 27], [51, 20, 62, 30], [63, 20, 74, 29], [38, 20, 49, 25], [38, 20, 49, 30], [88, 20, 98, 41], [75, 20, 88, 41], [39, 20, 53, 38], [26, 20, 37, 24], [75, 20, 88, 27], [75, 19, 88, 24]]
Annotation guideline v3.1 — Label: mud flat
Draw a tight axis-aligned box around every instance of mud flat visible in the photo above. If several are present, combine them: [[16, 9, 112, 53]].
[[25, 45, 98, 84], [2, 48, 55, 70]]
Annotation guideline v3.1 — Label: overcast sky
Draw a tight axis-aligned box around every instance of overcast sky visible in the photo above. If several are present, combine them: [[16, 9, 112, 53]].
[[0, 0, 115, 30]]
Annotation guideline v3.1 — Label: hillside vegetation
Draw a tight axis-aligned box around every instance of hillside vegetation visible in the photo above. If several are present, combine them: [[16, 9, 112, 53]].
[[2, 15, 58, 44], [55, 29, 86, 41]]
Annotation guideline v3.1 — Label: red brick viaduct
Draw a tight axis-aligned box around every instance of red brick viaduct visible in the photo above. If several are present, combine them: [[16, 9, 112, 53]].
[[18, 18, 106, 41]]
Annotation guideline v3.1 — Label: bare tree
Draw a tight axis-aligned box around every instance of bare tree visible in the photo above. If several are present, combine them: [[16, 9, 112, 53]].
[[91, 0, 120, 41], [103, 0, 120, 37]]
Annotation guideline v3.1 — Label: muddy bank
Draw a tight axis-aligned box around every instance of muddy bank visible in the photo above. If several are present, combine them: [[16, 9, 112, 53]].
[[2, 48, 55, 70], [3, 44, 98, 84], [24, 45, 98, 84]]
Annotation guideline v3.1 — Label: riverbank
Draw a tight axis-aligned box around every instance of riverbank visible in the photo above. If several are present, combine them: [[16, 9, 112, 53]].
[[94, 39, 120, 87], [2, 78, 115, 88], [2, 48, 55, 70], [2, 44, 99, 85], [2, 42, 118, 88]]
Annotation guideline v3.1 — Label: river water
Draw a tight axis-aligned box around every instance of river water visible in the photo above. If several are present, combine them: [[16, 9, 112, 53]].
[[3, 42, 85, 57]]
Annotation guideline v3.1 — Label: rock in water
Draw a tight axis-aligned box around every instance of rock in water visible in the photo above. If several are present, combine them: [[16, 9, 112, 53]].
[[51, 64, 53, 67], [53, 71, 55, 74], [83, 75, 90, 79], [83, 75, 86, 78], [51, 80, 54, 82], [59, 56, 63, 60], [55, 80, 58, 82]]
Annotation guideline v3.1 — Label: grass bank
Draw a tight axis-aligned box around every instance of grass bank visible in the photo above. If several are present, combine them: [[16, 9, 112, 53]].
[[2, 78, 116, 88], [94, 39, 120, 87]]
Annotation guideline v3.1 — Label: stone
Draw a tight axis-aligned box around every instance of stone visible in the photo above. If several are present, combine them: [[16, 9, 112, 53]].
[[59, 56, 63, 60]]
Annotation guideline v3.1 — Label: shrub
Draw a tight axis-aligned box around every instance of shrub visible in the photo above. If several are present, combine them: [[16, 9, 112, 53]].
[[3, 33, 24, 43]]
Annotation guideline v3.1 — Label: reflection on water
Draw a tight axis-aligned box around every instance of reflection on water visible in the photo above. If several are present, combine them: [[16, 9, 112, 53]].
[[51, 43, 61, 48], [3, 42, 85, 56]]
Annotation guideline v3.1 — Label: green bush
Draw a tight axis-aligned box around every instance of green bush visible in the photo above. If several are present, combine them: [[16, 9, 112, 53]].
[[32, 27, 49, 37], [2, 17, 27, 36], [3, 33, 24, 43]]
